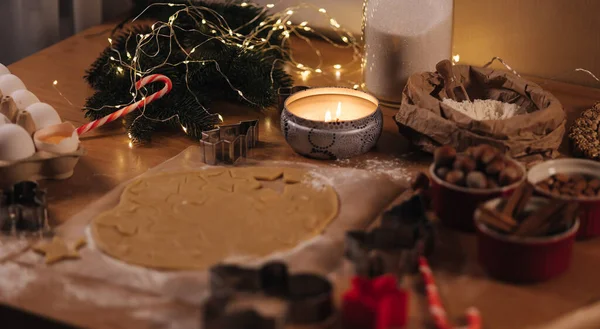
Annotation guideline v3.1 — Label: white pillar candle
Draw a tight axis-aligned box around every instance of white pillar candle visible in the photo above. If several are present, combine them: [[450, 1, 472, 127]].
[[286, 89, 378, 122]]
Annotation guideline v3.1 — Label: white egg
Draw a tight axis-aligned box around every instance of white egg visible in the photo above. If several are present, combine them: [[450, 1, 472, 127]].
[[0, 113, 10, 126], [11, 90, 39, 110], [0, 64, 9, 76], [0, 124, 36, 161], [33, 122, 79, 154], [24, 102, 61, 131], [0, 74, 26, 96]]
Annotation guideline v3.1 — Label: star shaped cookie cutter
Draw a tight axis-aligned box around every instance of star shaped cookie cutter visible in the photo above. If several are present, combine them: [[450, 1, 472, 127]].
[[204, 261, 334, 328], [199, 119, 259, 165]]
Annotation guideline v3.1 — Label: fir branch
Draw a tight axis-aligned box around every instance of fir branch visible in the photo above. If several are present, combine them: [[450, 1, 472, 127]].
[[84, 1, 292, 142]]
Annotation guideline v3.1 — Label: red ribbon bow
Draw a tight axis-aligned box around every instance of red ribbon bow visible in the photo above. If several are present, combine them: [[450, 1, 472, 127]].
[[342, 275, 409, 329]]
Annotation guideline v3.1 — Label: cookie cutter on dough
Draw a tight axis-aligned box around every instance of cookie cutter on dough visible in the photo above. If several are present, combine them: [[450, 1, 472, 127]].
[[0, 181, 50, 236], [204, 261, 334, 328], [0, 96, 85, 189], [345, 195, 434, 277], [199, 119, 259, 165]]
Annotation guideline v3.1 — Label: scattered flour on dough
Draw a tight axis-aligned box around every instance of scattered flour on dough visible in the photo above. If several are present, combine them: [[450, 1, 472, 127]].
[[332, 158, 413, 183], [442, 98, 525, 121], [0, 237, 30, 260], [0, 262, 37, 299]]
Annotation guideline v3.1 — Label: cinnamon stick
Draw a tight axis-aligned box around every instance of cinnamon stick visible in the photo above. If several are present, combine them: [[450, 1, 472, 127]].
[[478, 207, 518, 232], [515, 201, 568, 236]]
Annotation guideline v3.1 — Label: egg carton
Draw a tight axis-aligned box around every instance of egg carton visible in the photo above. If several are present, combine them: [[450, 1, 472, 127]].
[[0, 96, 85, 189]]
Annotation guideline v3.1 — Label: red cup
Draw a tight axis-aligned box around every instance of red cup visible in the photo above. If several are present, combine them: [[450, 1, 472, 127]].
[[429, 160, 525, 232], [528, 159, 600, 239], [475, 197, 579, 283]]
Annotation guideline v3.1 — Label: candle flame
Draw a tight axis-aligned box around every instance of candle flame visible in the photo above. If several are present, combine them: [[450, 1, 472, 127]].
[[324, 110, 332, 122], [335, 102, 342, 120]]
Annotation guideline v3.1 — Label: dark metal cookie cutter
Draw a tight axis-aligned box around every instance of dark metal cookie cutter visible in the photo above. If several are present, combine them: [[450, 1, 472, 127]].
[[204, 261, 334, 328], [0, 181, 50, 236], [277, 86, 310, 113], [345, 194, 434, 278], [199, 119, 259, 165]]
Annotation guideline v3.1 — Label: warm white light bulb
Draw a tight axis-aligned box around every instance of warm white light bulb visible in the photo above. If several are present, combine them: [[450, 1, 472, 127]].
[[319, 8, 326, 13], [333, 64, 342, 69], [452, 54, 460, 63], [266, 4, 275, 8], [286, 10, 294, 15], [315, 69, 322, 73]]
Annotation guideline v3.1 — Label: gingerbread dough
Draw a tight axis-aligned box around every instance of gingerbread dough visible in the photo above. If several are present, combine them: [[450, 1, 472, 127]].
[[91, 168, 339, 270]]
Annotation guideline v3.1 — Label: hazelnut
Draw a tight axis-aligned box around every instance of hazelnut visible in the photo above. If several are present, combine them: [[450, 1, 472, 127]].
[[436, 167, 450, 180], [453, 156, 477, 173], [445, 170, 465, 186], [555, 173, 570, 183], [466, 171, 488, 189], [434, 146, 457, 168], [480, 148, 500, 165], [471, 145, 495, 161], [585, 188, 596, 197], [574, 180, 588, 192], [589, 179, 600, 190], [411, 172, 430, 191], [537, 182, 551, 191], [485, 159, 506, 176], [499, 167, 521, 186]]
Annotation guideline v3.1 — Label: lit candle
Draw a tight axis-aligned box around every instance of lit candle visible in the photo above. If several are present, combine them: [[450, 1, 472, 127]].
[[286, 89, 377, 122], [281, 88, 383, 160]]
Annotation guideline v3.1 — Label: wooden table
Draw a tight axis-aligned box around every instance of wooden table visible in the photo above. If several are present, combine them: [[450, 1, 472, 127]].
[[4, 23, 600, 328]]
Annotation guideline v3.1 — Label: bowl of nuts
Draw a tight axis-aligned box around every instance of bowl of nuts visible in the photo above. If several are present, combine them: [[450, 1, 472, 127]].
[[429, 145, 525, 231], [528, 158, 600, 239]]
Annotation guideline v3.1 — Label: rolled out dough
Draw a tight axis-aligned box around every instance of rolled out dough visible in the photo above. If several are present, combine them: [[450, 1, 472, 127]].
[[91, 167, 339, 270]]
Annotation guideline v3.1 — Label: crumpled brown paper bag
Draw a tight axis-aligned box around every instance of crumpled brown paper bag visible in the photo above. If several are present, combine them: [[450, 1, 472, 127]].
[[394, 65, 566, 162]]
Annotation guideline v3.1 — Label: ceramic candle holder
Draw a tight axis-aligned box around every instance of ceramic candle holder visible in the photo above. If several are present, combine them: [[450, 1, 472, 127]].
[[281, 88, 383, 160]]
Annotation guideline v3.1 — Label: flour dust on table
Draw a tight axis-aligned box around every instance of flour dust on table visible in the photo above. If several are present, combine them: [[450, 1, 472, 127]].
[[91, 167, 339, 270]]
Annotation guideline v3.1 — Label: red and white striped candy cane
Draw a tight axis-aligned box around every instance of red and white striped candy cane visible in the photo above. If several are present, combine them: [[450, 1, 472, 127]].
[[76, 74, 173, 136], [418, 256, 482, 329]]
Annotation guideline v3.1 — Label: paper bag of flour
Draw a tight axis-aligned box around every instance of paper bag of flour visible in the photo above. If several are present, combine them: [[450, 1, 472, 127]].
[[394, 65, 566, 162]]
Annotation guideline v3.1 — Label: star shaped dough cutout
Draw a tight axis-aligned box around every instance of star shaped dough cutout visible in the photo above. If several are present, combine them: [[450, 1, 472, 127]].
[[33, 237, 87, 264]]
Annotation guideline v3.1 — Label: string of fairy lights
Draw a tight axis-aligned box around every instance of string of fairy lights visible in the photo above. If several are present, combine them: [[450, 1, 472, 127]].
[[51, 1, 366, 147]]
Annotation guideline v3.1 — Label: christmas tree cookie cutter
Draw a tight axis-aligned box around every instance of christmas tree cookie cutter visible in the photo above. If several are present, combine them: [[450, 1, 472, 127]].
[[204, 261, 334, 329], [1, 181, 50, 236], [345, 194, 434, 277], [199, 119, 259, 165]]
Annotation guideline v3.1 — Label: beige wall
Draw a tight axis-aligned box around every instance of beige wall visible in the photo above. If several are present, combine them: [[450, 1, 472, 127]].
[[453, 0, 600, 87]]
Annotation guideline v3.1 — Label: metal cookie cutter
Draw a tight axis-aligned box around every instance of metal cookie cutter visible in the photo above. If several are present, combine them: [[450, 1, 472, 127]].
[[0, 181, 50, 236], [204, 261, 334, 328], [199, 119, 259, 165], [345, 194, 433, 277]]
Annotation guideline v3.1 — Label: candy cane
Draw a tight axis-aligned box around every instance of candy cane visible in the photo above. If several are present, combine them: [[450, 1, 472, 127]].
[[76, 74, 172, 136], [418, 256, 482, 329]]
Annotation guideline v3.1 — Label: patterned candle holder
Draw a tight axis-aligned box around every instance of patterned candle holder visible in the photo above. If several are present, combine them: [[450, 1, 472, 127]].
[[281, 88, 383, 160]]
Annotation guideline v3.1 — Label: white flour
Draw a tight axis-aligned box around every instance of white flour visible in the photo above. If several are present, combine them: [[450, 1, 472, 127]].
[[332, 158, 413, 184], [61, 279, 166, 308], [443, 98, 525, 121], [0, 262, 37, 300]]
